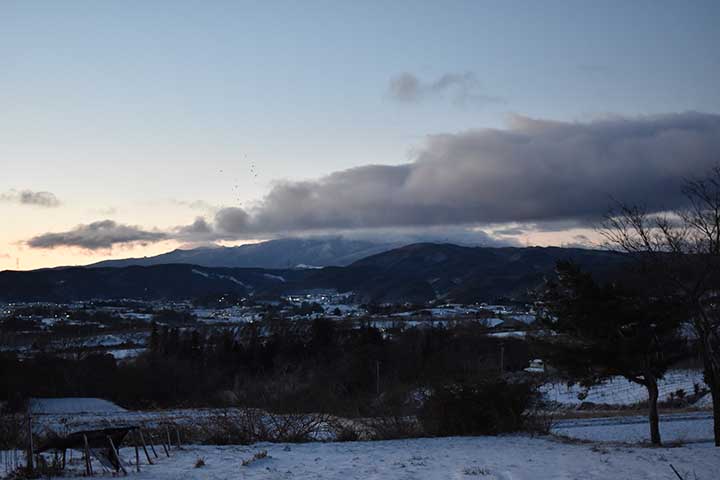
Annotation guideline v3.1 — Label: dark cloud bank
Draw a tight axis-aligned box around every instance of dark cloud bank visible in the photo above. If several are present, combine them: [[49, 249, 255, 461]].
[[26, 112, 720, 250], [27, 220, 167, 250], [211, 112, 720, 233]]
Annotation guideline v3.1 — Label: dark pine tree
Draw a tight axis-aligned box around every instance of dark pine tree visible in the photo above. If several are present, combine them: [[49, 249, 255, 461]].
[[537, 261, 688, 445]]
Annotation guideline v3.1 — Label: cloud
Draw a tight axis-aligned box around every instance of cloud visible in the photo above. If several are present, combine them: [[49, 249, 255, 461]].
[[177, 216, 214, 235], [335, 226, 520, 248], [388, 71, 503, 106], [492, 226, 528, 236], [204, 112, 720, 236], [215, 207, 251, 233], [23, 112, 720, 250], [1, 189, 60, 207], [170, 199, 217, 211], [89, 206, 118, 216], [27, 220, 167, 250], [389, 73, 421, 102]]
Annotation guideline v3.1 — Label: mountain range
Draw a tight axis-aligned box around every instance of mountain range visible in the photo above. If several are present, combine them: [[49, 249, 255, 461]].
[[0, 243, 627, 304], [88, 237, 397, 269]]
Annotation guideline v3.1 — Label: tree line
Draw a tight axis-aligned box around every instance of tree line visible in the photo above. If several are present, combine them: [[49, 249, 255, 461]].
[[0, 319, 530, 418]]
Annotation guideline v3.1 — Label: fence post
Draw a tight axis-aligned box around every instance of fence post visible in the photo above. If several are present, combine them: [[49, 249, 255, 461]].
[[83, 434, 93, 476], [107, 435, 127, 475], [174, 426, 182, 449], [138, 429, 154, 464]]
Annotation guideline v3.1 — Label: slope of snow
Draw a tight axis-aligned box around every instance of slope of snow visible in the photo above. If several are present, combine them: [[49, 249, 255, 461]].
[[191, 269, 210, 278], [263, 273, 286, 283], [58, 435, 720, 480], [541, 370, 707, 406], [215, 274, 248, 287]]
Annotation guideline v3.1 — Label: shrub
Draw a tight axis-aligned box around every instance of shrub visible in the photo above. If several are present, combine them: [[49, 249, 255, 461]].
[[362, 415, 422, 440], [197, 409, 329, 444], [419, 379, 535, 436], [200, 409, 267, 445], [0, 413, 24, 449], [264, 412, 330, 442]]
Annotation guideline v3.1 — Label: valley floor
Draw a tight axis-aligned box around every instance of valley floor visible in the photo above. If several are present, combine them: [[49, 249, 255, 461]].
[[57, 434, 719, 480]]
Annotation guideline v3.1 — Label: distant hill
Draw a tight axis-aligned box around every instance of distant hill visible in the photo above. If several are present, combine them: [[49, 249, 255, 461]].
[[339, 243, 628, 303], [88, 237, 396, 269], [0, 264, 304, 302], [0, 243, 629, 304]]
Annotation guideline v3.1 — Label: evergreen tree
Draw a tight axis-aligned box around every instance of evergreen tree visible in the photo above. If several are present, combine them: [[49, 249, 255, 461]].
[[538, 262, 687, 445]]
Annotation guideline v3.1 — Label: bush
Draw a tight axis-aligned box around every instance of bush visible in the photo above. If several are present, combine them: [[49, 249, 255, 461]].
[[0, 413, 24, 449], [196, 409, 330, 444], [419, 379, 536, 436], [200, 409, 267, 445]]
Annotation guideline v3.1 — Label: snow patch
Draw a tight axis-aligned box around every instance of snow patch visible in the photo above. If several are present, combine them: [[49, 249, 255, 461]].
[[263, 273, 286, 283], [29, 397, 126, 415]]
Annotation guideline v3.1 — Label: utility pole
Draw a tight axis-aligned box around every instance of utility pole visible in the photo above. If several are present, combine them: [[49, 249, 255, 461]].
[[499, 343, 505, 374], [376, 360, 381, 396]]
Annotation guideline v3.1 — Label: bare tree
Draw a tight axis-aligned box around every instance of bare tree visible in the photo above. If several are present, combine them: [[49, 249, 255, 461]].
[[598, 167, 720, 446]]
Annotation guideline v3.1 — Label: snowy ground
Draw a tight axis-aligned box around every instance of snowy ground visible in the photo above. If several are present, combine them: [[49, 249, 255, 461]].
[[29, 397, 126, 415], [17, 397, 719, 479], [541, 370, 707, 406], [54, 435, 719, 480], [552, 411, 714, 444]]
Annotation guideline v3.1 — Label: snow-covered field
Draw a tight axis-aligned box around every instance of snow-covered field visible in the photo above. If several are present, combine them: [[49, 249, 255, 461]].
[[18, 396, 719, 479], [55, 436, 719, 480], [541, 370, 707, 406]]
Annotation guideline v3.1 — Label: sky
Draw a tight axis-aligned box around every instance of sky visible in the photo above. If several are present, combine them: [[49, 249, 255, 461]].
[[2, 0, 720, 270]]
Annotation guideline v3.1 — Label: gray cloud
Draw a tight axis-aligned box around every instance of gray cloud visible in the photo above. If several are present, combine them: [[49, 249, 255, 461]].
[[27, 220, 167, 250], [177, 216, 214, 235], [1, 189, 60, 207], [215, 207, 251, 234], [206, 112, 720, 236], [389, 71, 503, 106], [389, 72, 421, 102], [492, 226, 528, 236], [24, 112, 720, 250], [335, 226, 519, 248]]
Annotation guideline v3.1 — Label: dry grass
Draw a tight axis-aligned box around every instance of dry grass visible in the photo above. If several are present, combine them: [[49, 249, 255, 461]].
[[241, 450, 268, 466]]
